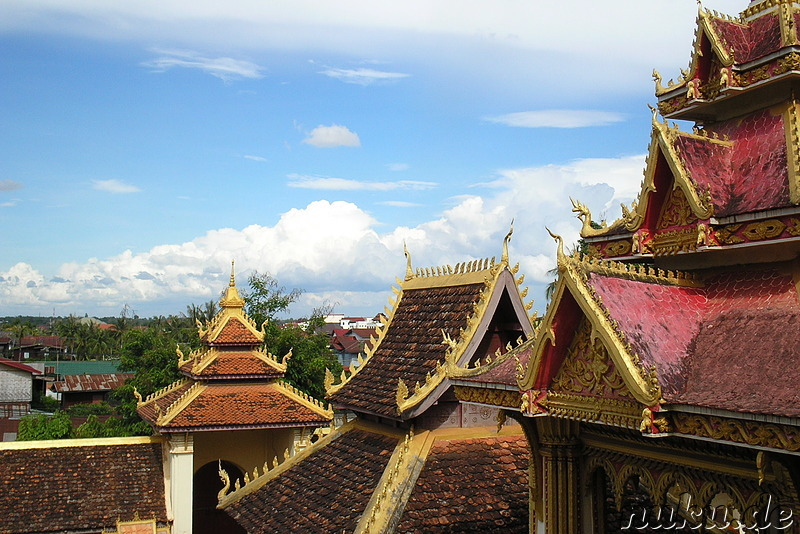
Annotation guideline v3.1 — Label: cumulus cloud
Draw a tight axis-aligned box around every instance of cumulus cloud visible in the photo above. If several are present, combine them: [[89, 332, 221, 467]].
[[319, 66, 410, 85], [485, 110, 626, 128], [287, 174, 436, 191], [92, 179, 141, 194], [1, 155, 646, 317], [0, 180, 22, 191], [141, 49, 264, 81], [303, 125, 361, 148]]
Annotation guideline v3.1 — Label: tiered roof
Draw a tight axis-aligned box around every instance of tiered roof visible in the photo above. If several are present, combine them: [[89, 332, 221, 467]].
[[0, 437, 168, 534], [137, 263, 332, 432]]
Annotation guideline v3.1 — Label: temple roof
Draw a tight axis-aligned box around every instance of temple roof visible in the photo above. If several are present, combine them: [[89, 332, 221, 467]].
[[0, 437, 168, 534], [137, 380, 332, 432], [219, 421, 529, 533], [178, 347, 288, 380], [327, 246, 534, 420], [521, 242, 800, 419]]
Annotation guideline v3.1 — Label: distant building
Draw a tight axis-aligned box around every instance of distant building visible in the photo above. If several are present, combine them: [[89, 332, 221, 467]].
[[0, 358, 41, 441]]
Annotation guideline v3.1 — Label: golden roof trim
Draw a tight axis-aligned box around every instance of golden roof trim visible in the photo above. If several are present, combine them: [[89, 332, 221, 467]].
[[448, 333, 533, 379], [156, 382, 206, 426], [179, 346, 290, 376], [274, 380, 334, 420], [0, 435, 164, 450], [520, 233, 665, 406], [139, 378, 191, 407], [402, 258, 500, 290]]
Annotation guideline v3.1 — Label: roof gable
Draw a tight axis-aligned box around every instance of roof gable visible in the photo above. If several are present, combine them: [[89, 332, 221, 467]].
[[327, 251, 534, 420]]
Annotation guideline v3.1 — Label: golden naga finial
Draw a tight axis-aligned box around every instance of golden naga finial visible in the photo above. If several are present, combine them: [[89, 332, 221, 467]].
[[501, 219, 514, 265], [133, 387, 143, 404], [403, 241, 414, 281], [546, 227, 566, 272], [218, 460, 231, 501]]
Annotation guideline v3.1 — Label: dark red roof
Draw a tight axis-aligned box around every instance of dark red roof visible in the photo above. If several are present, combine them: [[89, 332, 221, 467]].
[[396, 435, 529, 533], [0, 358, 41, 375], [0, 439, 168, 533], [329, 283, 484, 417], [710, 13, 782, 64], [225, 427, 399, 532], [587, 265, 800, 417], [676, 109, 790, 217], [458, 346, 530, 389], [53, 373, 133, 393]]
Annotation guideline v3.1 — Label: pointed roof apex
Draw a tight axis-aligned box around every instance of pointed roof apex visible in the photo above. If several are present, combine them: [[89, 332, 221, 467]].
[[501, 220, 514, 265], [220, 260, 245, 309]]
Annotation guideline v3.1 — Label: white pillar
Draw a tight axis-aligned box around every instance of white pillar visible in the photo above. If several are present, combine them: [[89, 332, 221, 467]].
[[166, 433, 194, 534]]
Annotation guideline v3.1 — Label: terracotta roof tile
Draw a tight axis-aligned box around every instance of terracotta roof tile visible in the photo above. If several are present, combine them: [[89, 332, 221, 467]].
[[141, 383, 330, 431], [330, 283, 484, 417], [225, 428, 398, 532], [397, 435, 529, 533], [0, 440, 167, 533], [179, 351, 284, 379], [208, 317, 262, 345]]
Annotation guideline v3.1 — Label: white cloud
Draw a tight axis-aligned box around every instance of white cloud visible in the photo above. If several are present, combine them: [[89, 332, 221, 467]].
[[319, 66, 410, 85], [0, 179, 22, 191], [92, 179, 141, 194], [243, 155, 267, 162], [1, 199, 20, 207], [141, 49, 264, 81], [485, 110, 626, 128], [303, 125, 361, 148], [287, 174, 436, 191], [1, 155, 645, 317]]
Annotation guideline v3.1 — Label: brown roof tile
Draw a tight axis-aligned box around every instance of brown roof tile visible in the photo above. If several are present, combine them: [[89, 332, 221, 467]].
[[397, 435, 529, 533], [330, 283, 484, 417], [208, 318, 261, 345], [179, 351, 284, 379], [140, 383, 330, 431], [0, 439, 167, 534], [225, 427, 399, 532]]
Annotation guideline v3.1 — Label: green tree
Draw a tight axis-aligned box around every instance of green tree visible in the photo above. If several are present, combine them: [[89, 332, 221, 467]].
[[242, 271, 303, 327], [17, 411, 74, 441]]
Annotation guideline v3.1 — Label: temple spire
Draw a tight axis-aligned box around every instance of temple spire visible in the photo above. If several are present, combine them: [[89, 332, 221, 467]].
[[220, 260, 245, 309]]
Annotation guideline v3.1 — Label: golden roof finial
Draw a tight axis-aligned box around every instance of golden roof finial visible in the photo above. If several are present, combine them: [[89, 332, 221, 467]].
[[546, 227, 566, 272], [219, 260, 245, 308], [501, 219, 514, 265], [404, 241, 415, 281], [229, 260, 236, 287]]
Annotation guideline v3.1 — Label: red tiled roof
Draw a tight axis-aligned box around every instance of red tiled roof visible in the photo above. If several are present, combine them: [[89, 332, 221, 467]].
[[677, 109, 790, 217], [0, 439, 168, 533], [397, 435, 529, 533], [179, 351, 285, 379], [206, 317, 261, 345], [330, 283, 484, 417], [53, 373, 133, 393], [710, 13, 782, 64], [138, 382, 329, 431], [0, 358, 41, 375], [587, 265, 800, 417], [225, 427, 399, 532]]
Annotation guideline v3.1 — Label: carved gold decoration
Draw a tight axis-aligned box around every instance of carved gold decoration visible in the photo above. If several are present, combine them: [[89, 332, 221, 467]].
[[275, 380, 333, 419], [742, 219, 786, 241], [672, 412, 800, 452], [603, 240, 632, 258], [453, 386, 522, 410], [540, 392, 642, 429], [552, 319, 632, 400], [639, 406, 670, 434], [715, 223, 745, 244], [652, 226, 699, 255], [658, 187, 699, 229], [787, 218, 800, 236], [218, 460, 231, 501]]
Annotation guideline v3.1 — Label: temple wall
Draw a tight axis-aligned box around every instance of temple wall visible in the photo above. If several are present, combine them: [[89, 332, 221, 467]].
[[193, 428, 296, 475]]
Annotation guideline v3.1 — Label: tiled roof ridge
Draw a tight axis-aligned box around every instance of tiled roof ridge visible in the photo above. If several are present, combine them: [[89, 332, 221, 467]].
[[138, 377, 190, 405], [449, 332, 534, 381], [520, 233, 667, 406], [156, 381, 206, 427], [394, 261, 528, 415], [576, 115, 719, 240], [325, 279, 403, 397], [218, 419, 400, 509], [274, 380, 334, 419]]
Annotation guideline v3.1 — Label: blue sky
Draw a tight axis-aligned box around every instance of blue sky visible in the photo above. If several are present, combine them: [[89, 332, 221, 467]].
[[0, 0, 744, 319]]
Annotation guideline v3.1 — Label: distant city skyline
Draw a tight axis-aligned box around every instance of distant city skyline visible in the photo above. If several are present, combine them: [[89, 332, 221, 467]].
[[0, 0, 744, 318]]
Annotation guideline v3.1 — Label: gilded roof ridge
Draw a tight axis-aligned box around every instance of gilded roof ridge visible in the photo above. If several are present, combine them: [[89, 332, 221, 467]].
[[156, 381, 206, 426], [274, 380, 334, 419], [179, 345, 291, 376], [325, 283, 401, 397], [218, 418, 378, 509], [139, 377, 190, 406], [448, 332, 534, 380]]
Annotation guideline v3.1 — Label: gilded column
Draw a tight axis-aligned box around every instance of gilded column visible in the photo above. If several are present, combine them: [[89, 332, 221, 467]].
[[536, 417, 581, 534]]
